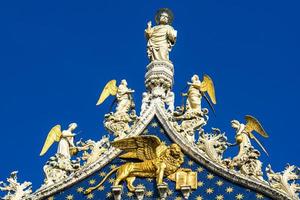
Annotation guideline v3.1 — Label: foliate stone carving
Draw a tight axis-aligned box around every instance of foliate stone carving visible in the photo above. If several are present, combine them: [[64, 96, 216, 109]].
[[197, 128, 228, 163], [42, 153, 80, 187], [171, 107, 208, 143], [104, 110, 137, 138], [76, 135, 110, 166], [266, 164, 300, 200], [0, 171, 32, 200], [225, 146, 264, 181]]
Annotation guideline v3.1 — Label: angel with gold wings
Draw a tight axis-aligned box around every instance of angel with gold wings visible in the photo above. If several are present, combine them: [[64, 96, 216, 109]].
[[183, 74, 216, 114], [96, 79, 135, 115], [85, 135, 193, 194], [40, 123, 78, 159], [231, 115, 269, 160]]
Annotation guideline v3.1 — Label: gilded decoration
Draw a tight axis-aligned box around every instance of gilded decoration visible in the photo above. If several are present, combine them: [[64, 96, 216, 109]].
[[85, 135, 196, 194], [1, 8, 299, 200]]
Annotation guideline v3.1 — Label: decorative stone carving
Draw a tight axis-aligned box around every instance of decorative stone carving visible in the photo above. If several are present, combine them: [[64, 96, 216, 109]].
[[266, 164, 300, 200], [0, 171, 32, 200], [197, 128, 228, 163], [172, 107, 208, 143], [145, 8, 177, 62], [76, 135, 110, 165], [42, 153, 80, 187], [104, 110, 137, 139], [145, 61, 174, 99]]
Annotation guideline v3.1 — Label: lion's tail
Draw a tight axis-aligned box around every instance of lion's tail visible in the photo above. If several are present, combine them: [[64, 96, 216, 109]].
[[84, 166, 120, 194]]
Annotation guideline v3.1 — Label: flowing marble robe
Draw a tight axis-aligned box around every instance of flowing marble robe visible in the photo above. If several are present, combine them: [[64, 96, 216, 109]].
[[146, 24, 177, 61], [187, 79, 202, 112], [115, 83, 133, 114], [57, 130, 75, 159]]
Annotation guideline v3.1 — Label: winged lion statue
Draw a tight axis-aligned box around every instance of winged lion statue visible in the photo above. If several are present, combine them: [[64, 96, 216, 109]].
[[85, 135, 191, 193]]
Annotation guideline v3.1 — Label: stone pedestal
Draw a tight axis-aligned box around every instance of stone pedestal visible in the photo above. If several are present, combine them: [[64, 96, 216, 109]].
[[145, 61, 174, 98], [157, 183, 169, 200], [111, 185, 123, 200]]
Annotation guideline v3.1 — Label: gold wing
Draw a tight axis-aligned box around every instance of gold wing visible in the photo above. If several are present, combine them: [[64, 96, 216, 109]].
[[244, 115, 269, 138], [244, 115, 269, 156], [200, 74, 217, 104], [96, 80, 118, 106], [39, 125, 62, 156], [111, 135, 164, 161]]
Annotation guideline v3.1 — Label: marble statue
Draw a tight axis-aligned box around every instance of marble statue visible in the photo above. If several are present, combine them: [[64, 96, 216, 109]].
[[39, 123, 81, 187], [145, 8, 177, 62], [183, 74, 216, 115], [226, 115, 269, 181], [40, 123, 78, 159], [97, 79, 137, 138]]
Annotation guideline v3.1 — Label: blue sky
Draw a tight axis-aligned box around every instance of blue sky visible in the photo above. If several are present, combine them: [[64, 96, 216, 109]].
[[0, 1, 299, 190]]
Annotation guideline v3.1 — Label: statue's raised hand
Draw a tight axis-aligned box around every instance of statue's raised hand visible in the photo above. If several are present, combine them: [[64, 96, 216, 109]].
[[147, 21, 152, 29]]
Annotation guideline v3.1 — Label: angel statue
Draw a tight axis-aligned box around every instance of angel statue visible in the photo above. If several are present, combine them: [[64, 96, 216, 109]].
[[145, 8, 177, 62], [40, 123, 78, 159], [39, 123, 81, 186], [226, 115, 269, 180], [85, 135, 196, 194], [0, 171, 32, 200], [172, 74, 216, 143], [183, 74, 216, 115], [96, 79, 137, 138], [97, 79, 135, 115]]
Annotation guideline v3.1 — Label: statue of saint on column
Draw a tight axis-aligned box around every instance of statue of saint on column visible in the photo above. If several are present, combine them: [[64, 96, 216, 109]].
[[145, 8, 177, 62]]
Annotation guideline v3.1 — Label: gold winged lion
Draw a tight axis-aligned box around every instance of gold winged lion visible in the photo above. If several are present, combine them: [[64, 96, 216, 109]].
[[85, 135, 190, 194]]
